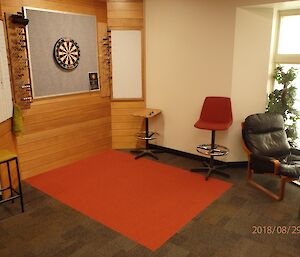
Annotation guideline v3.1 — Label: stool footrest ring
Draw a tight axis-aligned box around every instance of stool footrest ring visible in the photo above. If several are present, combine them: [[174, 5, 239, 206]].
[[0, 194, 21, 204], [196, 144, 229, 156], [136, 131, 157, 141]]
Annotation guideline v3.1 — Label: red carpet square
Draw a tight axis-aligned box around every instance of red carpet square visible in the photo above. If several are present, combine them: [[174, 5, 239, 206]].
[[26, 150, 232, 250]]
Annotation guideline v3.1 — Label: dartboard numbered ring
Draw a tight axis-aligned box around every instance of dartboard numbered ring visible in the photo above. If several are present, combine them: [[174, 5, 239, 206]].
[[54, 38, 80, 70]]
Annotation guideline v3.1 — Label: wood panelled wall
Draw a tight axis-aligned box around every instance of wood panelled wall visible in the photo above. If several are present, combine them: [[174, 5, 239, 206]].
[[1, 0, 111, 178], [108, 0, 146, 149], [0, 0, 145, 178], [1, 0, 107, 22], [0, 120, 16, 153], [19, 94, 111, 178], [107, 0, 143, 28]]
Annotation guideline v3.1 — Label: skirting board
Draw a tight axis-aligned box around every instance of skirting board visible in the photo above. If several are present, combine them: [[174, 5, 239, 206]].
[[148, 145, 300, 182], [149, 144, 247, 168]]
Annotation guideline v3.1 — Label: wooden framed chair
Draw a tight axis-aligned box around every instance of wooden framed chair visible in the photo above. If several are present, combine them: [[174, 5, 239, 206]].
[[242, 113, 300, 201]]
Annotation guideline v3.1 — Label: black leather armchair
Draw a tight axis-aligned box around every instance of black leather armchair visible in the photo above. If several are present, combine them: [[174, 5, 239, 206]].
[[242, 113, 300, 200]]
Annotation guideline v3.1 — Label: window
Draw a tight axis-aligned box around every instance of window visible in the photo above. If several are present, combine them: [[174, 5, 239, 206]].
[[277, 15, 300, 54], [274, 11, 300, 146]]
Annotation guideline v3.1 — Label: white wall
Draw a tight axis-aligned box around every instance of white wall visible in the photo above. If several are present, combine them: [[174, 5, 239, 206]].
[[145, 0, 236, 157], [228, 7, 276, 161], [145, 0, 286, 162]]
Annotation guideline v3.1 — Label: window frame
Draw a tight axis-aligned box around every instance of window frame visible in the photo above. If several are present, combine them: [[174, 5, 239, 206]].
[[273, 9, 300, 146], [274, 9, 300, 64]]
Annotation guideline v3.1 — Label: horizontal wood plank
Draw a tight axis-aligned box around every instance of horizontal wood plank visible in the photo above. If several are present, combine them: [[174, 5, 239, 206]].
[[21, 139, 111, 178], [1, 0, 107, 22], [111, 101, 145, 149], [16, 93, 112, 177]]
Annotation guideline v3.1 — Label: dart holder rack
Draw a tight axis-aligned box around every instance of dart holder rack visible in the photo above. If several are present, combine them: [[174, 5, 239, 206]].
[[5, 12, 32, 110]]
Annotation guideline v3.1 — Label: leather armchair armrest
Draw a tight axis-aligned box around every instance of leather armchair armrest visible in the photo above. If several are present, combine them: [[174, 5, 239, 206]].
[[250, 153, 278, 174]]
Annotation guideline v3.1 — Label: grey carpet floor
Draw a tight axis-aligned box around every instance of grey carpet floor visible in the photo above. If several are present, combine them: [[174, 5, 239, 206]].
[[0, 151, 299, 257]]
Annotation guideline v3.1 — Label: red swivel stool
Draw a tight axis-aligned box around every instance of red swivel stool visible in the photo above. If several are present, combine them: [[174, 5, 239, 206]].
[[191, 97, 233, 180]]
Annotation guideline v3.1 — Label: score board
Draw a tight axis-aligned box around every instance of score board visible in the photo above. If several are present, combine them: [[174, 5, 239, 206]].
[[0, 20, 13, 123]]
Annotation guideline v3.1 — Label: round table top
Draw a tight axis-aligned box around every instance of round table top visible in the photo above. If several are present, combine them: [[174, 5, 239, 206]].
[[132, 108, 161, 118]]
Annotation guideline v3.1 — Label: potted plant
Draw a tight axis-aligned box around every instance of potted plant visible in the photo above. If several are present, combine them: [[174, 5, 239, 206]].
[[266, 65, 299, 145]]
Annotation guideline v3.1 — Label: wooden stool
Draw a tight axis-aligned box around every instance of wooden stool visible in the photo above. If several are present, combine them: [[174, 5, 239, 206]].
[[0, 150, 24, 212], [131, 108, 162, 160]]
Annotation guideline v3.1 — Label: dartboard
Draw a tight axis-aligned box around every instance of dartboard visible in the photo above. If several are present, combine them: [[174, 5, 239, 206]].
[[53, 38, 80, 70]]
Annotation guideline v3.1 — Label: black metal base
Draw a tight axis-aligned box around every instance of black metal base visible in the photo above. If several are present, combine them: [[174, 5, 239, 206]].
[[130, 149, 163, 160], [191, 129, 231, 181], [191, 163, 230, 181], [132, 116, 163, 160]]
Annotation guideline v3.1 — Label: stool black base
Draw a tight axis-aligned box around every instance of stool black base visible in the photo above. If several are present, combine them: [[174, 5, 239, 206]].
[[131, 149, 163, 160], [191, 161, 230, 181], [132, 115, 163, 160], [191, 130, 230, 181]]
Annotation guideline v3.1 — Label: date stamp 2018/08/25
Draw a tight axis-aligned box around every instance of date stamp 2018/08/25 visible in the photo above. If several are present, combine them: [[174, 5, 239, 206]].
[[252, 225, 300, 235]]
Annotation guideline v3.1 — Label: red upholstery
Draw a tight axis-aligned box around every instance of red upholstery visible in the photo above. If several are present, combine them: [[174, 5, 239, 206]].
[[194, 97, 233, 131]]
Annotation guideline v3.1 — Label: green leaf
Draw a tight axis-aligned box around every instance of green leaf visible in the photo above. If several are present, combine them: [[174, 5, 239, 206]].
[[267, 65, 299, 143]]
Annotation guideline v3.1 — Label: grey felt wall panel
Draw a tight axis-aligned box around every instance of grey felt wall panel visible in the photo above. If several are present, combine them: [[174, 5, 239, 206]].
[[25, 9, 98, 97]]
